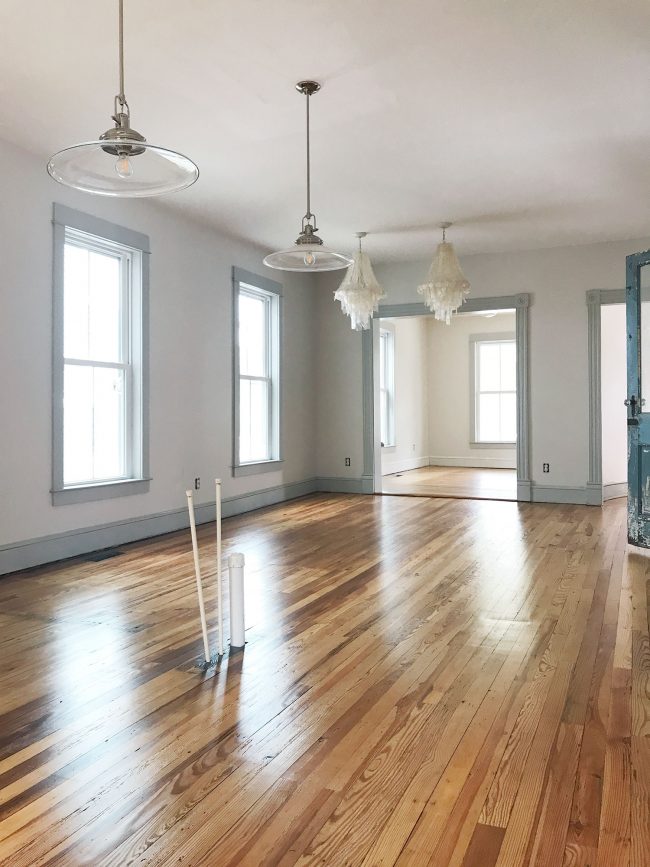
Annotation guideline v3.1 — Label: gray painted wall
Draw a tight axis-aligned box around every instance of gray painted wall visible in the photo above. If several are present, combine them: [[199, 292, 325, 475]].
[[0, 136, 318, 563]]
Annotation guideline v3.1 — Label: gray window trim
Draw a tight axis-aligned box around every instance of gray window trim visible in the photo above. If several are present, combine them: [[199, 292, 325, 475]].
[[52, 204, 150, 505], [469, 332, 517, 448], [232, 266, 283, 477]]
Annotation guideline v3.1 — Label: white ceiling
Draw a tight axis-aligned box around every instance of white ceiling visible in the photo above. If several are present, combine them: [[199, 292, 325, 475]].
[[2, 0, 650, 261]]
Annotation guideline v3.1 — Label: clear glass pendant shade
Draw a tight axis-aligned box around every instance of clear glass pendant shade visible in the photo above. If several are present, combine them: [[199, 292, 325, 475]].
[[417, 236, 470, 325], [334, 245, 385, 330], [264, 80, 348, 272], [47, 0, 198, 198], [47, 139, 199, 197], [263, 242, 352, 272]]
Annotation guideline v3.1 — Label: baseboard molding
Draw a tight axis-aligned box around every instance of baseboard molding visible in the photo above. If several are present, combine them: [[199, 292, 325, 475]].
[[381, 456, 430, 476], [428, 455, 517, 470], [315, 476, 373, 494], [603, 482, 627, 501], [530, 483, 589, 505], [1, 474, 608, 576], [0, 477, 318, 576]]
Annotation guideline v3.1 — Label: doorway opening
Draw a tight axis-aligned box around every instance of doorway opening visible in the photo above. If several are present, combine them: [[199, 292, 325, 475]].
[[376, 308, 518, 501], [600, 303, 627, 501]]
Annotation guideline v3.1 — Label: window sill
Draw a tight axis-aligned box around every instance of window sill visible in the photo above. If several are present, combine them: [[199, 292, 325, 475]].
[[233, 460, 283, 478], [52, 478, 151, 506], [470, 441, 516, 449]]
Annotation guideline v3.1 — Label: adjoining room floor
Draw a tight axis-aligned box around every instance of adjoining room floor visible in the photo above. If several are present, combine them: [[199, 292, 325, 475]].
[[382, 465, 517, 501], [0, 493, 646, 866]]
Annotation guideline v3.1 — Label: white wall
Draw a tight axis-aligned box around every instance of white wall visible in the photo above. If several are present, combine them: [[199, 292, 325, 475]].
[[427, 312, 516, 469], [601, 304, 627, 490], [380, 317, 428, 475], [316, 235, 650, 499], [0, 137, 317, 553]]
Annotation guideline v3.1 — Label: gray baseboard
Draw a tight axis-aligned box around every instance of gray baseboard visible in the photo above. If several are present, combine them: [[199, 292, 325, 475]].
[[530, 483, 589, 505], [603, 482, 627, 501], [0, 474, 610, 576], [314, 476, 372, 494], [0, 477, 318, 576]]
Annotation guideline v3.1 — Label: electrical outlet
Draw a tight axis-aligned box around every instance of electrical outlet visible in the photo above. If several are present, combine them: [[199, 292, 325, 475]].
[[345, 457, 351, 467], [194, 477, 201, 490], [542, 463, 549, 473]]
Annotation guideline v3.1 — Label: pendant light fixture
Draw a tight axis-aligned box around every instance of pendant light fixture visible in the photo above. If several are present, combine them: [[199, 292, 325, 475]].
[[47, 0, 198, 197], [417, 222, 470, 324], [263, 81, 352, 272], [334, 232, 386, 330]]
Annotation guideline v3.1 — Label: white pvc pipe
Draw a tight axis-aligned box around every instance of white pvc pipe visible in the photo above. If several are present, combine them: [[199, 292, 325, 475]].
[[186, 490, 211, 664], [228, 552, 246, 650], [215, 478, 224, 656]]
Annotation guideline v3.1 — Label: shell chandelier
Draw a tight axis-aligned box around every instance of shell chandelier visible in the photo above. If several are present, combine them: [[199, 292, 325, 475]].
[[417, 222, 470, 324], [334, 232, 386, 330]]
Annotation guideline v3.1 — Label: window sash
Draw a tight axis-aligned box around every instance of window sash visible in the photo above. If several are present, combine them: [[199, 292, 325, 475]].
[[61, 228, 138, 487], [474, 338, 516, 444], [234, 275, 280, 469], [380, 329, 395, 447]]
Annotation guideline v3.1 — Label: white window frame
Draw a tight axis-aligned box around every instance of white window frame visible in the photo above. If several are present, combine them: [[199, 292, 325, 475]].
[[379, 326, 395, 448], [52, 204, 150, 505], [470, 333, 517, 448], [232, 267, 282, 477]]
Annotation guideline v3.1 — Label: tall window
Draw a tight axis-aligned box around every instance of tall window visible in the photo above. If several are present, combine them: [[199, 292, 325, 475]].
[[472, 337, 516, 444], [52, 205, 149, 504], [233, 268, 281, 474], [380, 327, 395, 447]]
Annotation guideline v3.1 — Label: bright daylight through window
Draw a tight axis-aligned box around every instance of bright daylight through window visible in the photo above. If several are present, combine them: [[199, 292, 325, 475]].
[[235, 274, 281, 471], [54, 210, 148, 503], [473, 338, 516, 443], [379, 327, 395, 447]]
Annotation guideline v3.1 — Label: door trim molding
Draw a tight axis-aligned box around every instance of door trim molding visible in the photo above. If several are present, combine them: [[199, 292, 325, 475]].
[[362, 294, 531, 501], [586, 288, 626, 507]]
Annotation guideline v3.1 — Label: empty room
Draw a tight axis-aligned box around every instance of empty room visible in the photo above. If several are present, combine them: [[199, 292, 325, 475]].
[[0, 2, 649, 866]]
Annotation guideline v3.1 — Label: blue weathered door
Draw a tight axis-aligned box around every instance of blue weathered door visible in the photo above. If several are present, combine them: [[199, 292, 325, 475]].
[[626, 249, 650, 546]]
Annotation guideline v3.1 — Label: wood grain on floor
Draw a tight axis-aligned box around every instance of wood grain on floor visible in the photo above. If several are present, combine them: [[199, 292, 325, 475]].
[[0, 493, 646, 866], [382, 465, 517, 501]]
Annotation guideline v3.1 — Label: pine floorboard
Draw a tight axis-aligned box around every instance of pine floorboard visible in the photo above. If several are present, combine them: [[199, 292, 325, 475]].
[[0, 493, 647, 865]]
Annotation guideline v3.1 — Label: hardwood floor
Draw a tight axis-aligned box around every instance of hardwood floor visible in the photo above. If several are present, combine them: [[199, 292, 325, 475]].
[[0, 493, 648, 866], [381, 466, 517, 501]]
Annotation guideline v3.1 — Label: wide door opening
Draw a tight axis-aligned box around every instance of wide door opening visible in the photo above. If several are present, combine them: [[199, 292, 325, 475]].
[[378, 309, 517, 501]]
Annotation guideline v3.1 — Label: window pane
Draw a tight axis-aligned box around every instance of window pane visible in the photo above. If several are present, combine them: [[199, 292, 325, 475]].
[[239, 378, 269, 463], [239, 292, 267, 377], [64, 242, 122, 362], [479, 343, 501, 391], [380, 389, 388, 445], [88, 250, 121, 362], [500, 392, 517, 441], [64, 364, 126, 484], [479, 393, 501, 442], [500, 342, 516, 391]]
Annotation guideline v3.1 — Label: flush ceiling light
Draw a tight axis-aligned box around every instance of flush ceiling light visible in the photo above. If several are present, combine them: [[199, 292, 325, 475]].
[[263, 81, 352, 272], [47, 0, 199, 197], [417, 222, 470, 324], [334, 232, 386, 330]]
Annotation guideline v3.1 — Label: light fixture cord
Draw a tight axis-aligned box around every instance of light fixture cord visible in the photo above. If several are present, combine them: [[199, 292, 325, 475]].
[[305, 90, 312, 221], [442, 226, 446, 242], [118, 0, 126, 107]]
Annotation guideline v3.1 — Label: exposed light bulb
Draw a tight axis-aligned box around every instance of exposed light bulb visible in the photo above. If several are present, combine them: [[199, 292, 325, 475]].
[[115, 155, 133, 178], [304, 251, 316, 266]]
